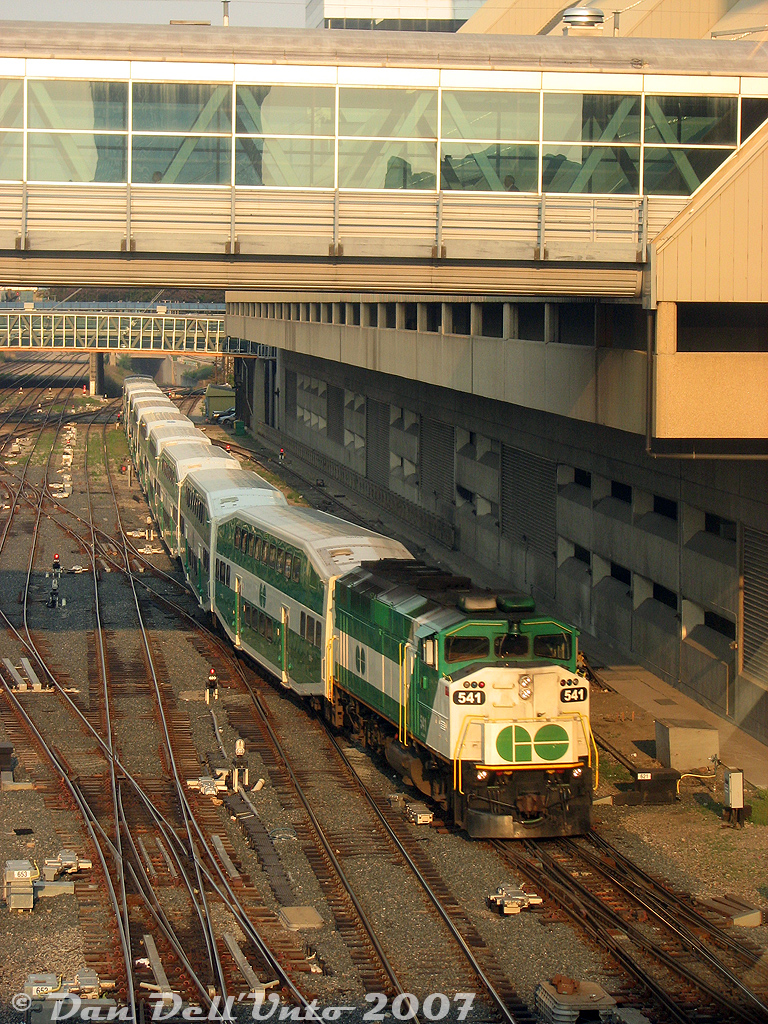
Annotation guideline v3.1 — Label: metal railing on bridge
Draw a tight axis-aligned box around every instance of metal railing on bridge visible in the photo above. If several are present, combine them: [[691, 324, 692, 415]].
[[0, 309, 225, 354]]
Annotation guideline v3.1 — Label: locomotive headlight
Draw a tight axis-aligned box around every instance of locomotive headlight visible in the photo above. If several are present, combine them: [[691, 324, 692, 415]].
[[476, 770, 488, 781], [519, 674, 533, 700], [572, 767, 583, 779]]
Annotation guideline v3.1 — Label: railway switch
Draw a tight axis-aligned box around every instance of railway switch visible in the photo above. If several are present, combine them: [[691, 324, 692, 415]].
[[42, 850, 92, 881], [487, 883, 543, 915]]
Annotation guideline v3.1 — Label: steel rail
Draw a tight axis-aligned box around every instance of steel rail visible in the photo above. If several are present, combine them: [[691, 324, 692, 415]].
[[564, 836, 768, 1016], [501, 839, 765, 1024], [586, 830, 768, 975], [18, 378, 139, 1013], [0, 414, 306, 1009], [322, 728, 521, 1024], [83, 407, 138, 1021], [493, 839, 694, 1024]]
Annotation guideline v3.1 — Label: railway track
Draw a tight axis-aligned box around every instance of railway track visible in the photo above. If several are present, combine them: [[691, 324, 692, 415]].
[[2, 370, 765, 1024], [494, 834, 768, 1023]]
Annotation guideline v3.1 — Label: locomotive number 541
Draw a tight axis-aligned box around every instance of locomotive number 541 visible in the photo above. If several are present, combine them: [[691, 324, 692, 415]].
[[453, 690, 486, 705], [560, 686, 587, 703]]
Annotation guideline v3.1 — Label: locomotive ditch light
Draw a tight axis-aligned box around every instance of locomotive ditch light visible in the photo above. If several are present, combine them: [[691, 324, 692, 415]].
[[477, 770, 488, 781], [572, 767, 583, 778]]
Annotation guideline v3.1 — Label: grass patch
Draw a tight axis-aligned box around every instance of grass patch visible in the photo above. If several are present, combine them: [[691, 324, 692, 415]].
[[105, 426, 129, 470], [598, 758, 634, 787], [86, 432, 105, 474], [748, 788, 768, 826], [29, 430, 57, 466], [252, 463, 307, 506]]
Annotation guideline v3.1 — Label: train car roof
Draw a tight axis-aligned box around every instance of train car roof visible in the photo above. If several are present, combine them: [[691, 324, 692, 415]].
[[139, 409, 188, 433], [340, 560, 543, 636], [225, 504, 412, 580], [124, 376, 158, 389], [147, 421, 201, 446], [132, 397, 175, 417], [161, 441, 239, 475], [185, 467, 288, 516], [126, 383, 162, 399], [128, 391, 164, 412]]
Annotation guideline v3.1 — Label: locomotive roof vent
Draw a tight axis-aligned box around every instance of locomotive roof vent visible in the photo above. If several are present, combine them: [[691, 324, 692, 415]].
[[497, 593, 536, 614], [458, 592, 498, 613], [562, 6, 604, 26]]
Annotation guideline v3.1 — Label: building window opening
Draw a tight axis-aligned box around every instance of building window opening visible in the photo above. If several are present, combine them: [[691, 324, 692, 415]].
[[404, 303, 418, 331], [653, 582, 677, 610], [611, 562, 631, 586], [654, 495, 678, 520], [574, 544, 590, 565], [517, 303, 545, 341], [482, 303, 503, 338], [611, 480, 632, 504], [574, 468, 591, 489], [452, 304, 471, 335], [704, 610, 736, 641], [705, 513, 736, 543], [426, 303, 441, 333], [385, 303, 397, 329]]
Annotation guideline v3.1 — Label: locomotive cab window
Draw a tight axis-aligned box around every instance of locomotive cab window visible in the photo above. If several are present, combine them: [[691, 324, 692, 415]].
[[495, 633, 530, 658], [444, 635, 490, 663], [533, 632, 572, 661]]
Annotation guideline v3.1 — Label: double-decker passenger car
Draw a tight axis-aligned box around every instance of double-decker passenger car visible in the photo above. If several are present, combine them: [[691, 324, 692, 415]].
[[125, 384, 596, 838], [181, 466, 287, 612]]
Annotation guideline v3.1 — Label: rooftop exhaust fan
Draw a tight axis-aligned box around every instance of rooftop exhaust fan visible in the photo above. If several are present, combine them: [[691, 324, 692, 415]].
[[562, 6, 605, 27]]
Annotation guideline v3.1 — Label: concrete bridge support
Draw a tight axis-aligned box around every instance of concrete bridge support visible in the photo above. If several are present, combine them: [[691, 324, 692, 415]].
[[89, 353, 104, 397]]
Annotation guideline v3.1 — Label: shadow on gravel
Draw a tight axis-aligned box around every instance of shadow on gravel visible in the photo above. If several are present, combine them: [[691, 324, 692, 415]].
[[633, 738, 657, 759]]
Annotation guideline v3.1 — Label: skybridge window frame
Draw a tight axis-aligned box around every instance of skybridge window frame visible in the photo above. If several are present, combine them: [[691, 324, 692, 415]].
[[0, 64, 765, 197], [234, 83, 336, 189]]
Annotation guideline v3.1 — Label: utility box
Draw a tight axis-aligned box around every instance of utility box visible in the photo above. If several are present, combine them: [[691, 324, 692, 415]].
[[724, 768, 744, 809], [655, 718, 719, 772], [4, 860, 35, 910]]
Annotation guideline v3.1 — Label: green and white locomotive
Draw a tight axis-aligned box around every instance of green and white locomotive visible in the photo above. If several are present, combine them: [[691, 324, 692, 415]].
[[125, 384, 595, 838]]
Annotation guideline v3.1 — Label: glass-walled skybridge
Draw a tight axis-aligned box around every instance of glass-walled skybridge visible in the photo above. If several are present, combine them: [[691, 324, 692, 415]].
[[0, 308, 225, 353], [0, 25, 766, 289]]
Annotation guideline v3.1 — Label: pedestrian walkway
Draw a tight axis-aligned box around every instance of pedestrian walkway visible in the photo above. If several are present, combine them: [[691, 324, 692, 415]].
[[580, 636, 768, 790]]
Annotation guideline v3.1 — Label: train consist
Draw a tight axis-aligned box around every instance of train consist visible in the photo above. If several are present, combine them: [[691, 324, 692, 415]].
[[124, 377, 596, 838]]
